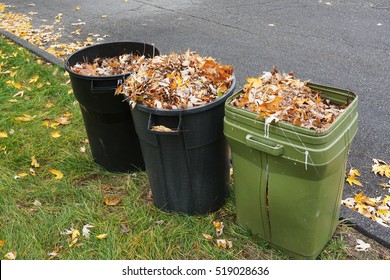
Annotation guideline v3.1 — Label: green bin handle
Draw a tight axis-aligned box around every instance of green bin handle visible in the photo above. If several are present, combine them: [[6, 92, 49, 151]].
[[245, 134, 284, 156]]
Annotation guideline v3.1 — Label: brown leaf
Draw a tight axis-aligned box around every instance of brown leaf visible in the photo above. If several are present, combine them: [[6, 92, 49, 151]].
[[104, 197, 121, 206]]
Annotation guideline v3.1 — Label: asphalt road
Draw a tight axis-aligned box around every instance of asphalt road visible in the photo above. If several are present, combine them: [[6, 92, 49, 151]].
[[1, 0, 389, 246]]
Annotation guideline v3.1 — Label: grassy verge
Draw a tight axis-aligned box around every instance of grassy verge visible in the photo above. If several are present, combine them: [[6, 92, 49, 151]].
[[0, 35, 386, 260]]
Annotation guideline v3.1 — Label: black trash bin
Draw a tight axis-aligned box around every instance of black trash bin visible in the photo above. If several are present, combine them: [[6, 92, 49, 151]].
[[65, 42, 159, 172], [131, 78, 236, 215]]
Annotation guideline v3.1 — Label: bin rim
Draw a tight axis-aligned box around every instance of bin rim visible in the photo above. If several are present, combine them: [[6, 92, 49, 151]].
[[64, 41, 159, 80], [224, 82, 358, 136], [132, 76, 236, 116]]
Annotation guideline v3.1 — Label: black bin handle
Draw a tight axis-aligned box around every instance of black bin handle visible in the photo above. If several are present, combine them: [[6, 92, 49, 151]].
[[147, 114, 182, 135]]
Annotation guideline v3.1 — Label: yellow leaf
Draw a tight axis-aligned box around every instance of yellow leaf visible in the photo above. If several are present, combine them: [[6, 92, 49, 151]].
[[346, 175, 363, 187], [14, 172, 28, 179], [372, 164, 390, 178], [0, 132, 8, 138], [28, 75, 39, 84], [4, 251, 17, 260], [50, 131, 61, 138], [104, 197, 121, 206], [31, 155, 40, 168], [216, 239, 233, 249], [0, 240, 5, 248], [43, 120, 60, 129], [48, 169, 63, 180], [349, 168, 361, 177], [71, 229, 80, 241], [14, 114, 35, 122], [75, 5, 81, 10], [101, 15, 108, 19], [69, 238, 78, 248], [246, 76, 263, 89], [96, 234, 108, 239]]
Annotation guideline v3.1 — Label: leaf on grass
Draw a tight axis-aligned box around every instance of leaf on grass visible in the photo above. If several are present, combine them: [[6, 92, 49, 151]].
[[4, 251, 17, 260], [82, 224, 95, 238], [55, 117, 71, 125], [0, 240, 5, 248], [213, 221, 224, 236], [43, 120, 60, 129], [96, 233, 108, 239], [28, 75, 39, 84], [216, 239, 233, 249], [48, 169, 63, 180], [14, 171, 28, 179], [48, 246, 63, 258], [355, 239, 370, 252], [346, 168, 363, 187], [80, 146, 86, 153], [104, 197, 121, 206], [31, 155, 40, 167], [0, 132, 8, 138], [202, 233, 213, 240], [29, 167, 36, 176], [14, 114, 35, 122], [50, 131, 61, 138], [33, 200, 42, 206]]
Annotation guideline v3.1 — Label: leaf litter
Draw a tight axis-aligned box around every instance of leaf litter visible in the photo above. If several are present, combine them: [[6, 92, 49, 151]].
[[230, 67, 345, 131]]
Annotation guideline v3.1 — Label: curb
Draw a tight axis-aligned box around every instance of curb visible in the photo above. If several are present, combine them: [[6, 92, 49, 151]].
[[340, 205, 390, 248], [0, 29, 64, 68]]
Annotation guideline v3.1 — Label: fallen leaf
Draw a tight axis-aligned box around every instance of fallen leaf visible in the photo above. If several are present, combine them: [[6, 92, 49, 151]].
[[120, 224, 131, 233], [155, 220, 165, 225], [31, 155, 40, 167], [202, 233, 213, 240], [82, 224, 95, 238], [55, 117, 71, 125], [104, 197, 121, 206], [14, 114, 35, 122], [28, 75, 39, 84], [4, 251, 17, 260], [0, 132, 8, 138], [48, 169, 63, 180], [213, 221, 224, 236], [50, 131, 61, 138], [216, 239, 233, 249], [151, 125, 175, 132], [0, 240, 5, 248], [43, 120, 60, 129], [33, 200, 42, 206], [48, 246, 63, 258], [96, 233, 108, 239], [355, 239, 370, 252], [14, 172, 28, 179], [346, 168, 363, 187], [80, 146, 86, 153]]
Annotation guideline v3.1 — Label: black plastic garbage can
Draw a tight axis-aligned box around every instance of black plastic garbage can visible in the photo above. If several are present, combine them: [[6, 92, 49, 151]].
[[131, 78, 236, 215], [65, 42, 159, 172]]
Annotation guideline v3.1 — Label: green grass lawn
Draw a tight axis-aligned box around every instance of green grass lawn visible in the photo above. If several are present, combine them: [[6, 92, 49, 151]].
[[0, 35, 384, 260]]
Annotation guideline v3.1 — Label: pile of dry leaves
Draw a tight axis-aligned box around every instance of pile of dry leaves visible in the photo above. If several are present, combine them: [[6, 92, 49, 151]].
[[69, 53, 145, 76], [230, 67, 345, 131], [116, 50, 234, 109]]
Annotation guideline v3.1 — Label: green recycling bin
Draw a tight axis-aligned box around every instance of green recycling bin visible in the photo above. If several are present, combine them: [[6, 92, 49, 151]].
[[224, 83, 358, 259]]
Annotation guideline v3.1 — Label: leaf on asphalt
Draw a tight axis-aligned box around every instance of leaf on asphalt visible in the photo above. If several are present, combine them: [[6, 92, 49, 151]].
[[75, 6, 81, 10], [104, 197, 121, 206], [355, 239, 370, 252], [0, 132, 8, 138], [346, 168, 363, 187], [96, 233, 108, 239], [379, 180, 390, 188], [372, 159, 390, 178], [4, 251, 17, 260], [14, 171, 28, 179], [82, 224, 95, 238], [50, 131, 61, 138], [48, 169, 63, 180], [14, 114, 35, 122], [31, 155, 40, 168]]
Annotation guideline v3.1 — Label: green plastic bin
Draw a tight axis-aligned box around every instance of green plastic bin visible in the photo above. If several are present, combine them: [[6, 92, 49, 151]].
[[224, 83, 358, 259]]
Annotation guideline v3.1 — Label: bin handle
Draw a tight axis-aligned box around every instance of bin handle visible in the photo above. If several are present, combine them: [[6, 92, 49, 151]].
[[245, 135, 284, 156], [147, 114, 182, 135], [90, 78, 124, 93]]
